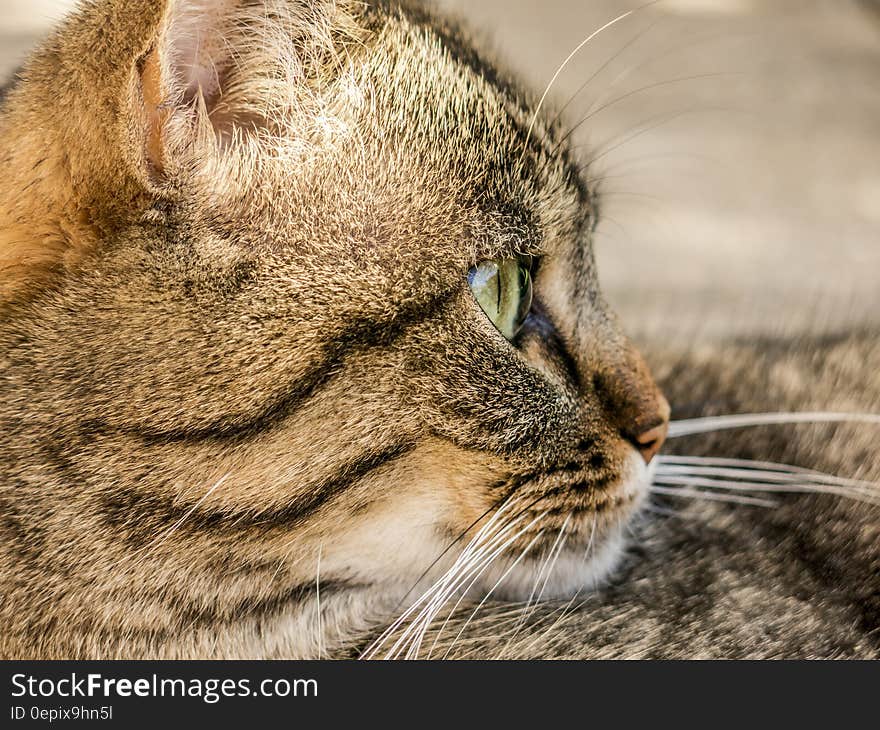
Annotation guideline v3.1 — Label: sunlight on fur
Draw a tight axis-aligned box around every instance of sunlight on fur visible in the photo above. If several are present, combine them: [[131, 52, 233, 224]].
[[0, 0, 878, 661]]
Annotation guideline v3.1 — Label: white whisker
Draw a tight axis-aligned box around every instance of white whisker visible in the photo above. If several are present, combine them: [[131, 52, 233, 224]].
[[400, 511, 548, 659], [580, 104, 731, 169], [654, 465, 879, 501], [667, 412, 880, 438], [659, 475, 879, 505], [534, 515, 573, 605], [521, 1, 661, 160], [653, 475, 879, 505], [566, 77, 738, 157], [375, 500, 544, 660], [140, 473, 231, 555], [648, 485, 778, 508], [361, 496, 523, 659], [440, 530, 547, 659], [657, 456, 880, 491], [406, 513, 533, 658], [503, 515, 572, 652], [655, 462, 877, 488], [644, 501, 683, 518], [549, 18, 663, 133], [583, 512, 599, 561], [570, 27, 752, 141], [315, 543, 323, 660]]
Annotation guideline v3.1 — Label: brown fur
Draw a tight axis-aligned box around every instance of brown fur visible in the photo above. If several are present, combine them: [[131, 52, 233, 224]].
[[392, 331, 880, 659], [4, 0, 874, 661], [0, 0, 669, 658]]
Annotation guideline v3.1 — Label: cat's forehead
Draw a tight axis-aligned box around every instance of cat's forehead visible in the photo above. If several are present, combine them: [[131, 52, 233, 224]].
[[364, 8, 590, 258], [247, 3, 591, 264], [205, 1, 591, 271]]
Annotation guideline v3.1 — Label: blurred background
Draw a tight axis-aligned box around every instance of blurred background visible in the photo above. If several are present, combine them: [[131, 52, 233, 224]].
[[2, 0, 878, 342]]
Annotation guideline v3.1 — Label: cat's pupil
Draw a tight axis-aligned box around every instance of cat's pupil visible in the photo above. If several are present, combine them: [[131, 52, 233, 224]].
[[468, 257, 533, 341], [516, 263, 532, 330]]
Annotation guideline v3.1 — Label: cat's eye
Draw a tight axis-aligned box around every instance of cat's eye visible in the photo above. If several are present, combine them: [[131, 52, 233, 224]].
[[467, 257, 533, 341]]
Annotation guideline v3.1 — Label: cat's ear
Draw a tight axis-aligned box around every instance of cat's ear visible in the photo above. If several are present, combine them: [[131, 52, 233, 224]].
[[133, 0, 241, 181]]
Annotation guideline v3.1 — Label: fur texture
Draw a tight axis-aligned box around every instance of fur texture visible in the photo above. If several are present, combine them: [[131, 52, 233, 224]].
[[1, 0, 875, 660], [0, 0, 670, 658], [357, 331, 880, 658]]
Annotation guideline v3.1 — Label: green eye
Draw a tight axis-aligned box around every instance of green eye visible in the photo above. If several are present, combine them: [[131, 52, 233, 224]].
[[467, 258, 533, 341]]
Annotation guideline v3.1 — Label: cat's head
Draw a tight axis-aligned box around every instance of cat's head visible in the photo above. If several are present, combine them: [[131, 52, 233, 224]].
[[1, 0, 668, 619]]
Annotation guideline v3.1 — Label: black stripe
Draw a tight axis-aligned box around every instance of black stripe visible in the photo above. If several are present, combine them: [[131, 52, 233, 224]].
[[0, 491, 43, 563], [99, 441, 415, 545], [92, 289, 455, 445], [174, 579, 362, 627], [254, 440, 416, 528], [526, 296, 583, 392]]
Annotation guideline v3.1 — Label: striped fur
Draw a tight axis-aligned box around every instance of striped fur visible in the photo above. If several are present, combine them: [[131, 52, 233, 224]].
[[0, 0, 671, 658], [377, 331, 880, 659]]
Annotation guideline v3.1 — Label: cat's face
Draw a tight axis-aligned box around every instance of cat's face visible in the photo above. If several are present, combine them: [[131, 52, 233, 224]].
[[2, 0, 669, 622]]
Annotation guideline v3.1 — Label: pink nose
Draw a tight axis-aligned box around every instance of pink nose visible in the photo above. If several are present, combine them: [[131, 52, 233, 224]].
[[633, 421, 668, 465]]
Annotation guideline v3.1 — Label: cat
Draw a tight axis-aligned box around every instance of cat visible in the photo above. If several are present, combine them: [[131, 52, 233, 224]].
[[0, 0, 876, 660]]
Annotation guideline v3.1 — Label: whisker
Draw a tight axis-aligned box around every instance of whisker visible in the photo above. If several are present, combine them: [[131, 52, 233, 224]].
[[392, 487, 553, 612], [547, 18, 663, 134], [365, 497, 523, 659], [659, 455, 806, 471], [657, 455, 880, 491], [507, 510, 616, 657], [597, 190, 668, 204], [315, 543, 323, 660], [521, 1, 662, 161], [653, 475, 880, 505], [577, 104, 734, 170], [379, 501, 544, 660], [362, 501, 513, 659], [391, 491, 530, 622], [532, 515, 573, 607], [569, 27, 754, 137], [503, 515, 572, 650], [399, 510, 549, 659], [583, 512, 599, 561], [365, 490, 561, 660], [586, 149, 733, 182], [439, 530, 547, 659], [424, 510, 534, 659], [643, 500, 684, 519], [648, 485, 778, 508], [667, 412, 880, 438], [655, 463, 879, 495], [560, 74, 740, 158], [139, 473, 231, 556], [517, 595, 592, 657]]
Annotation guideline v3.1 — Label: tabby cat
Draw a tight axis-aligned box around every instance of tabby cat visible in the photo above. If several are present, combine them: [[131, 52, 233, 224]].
[[0, 0, 876, 659]]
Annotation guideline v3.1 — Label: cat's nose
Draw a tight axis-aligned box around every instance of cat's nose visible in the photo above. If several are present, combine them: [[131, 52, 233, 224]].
[[626, 395, 670, 465], [590, 340, 671, 465]]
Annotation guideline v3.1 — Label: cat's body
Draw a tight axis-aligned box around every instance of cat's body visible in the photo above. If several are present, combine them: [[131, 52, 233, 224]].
[[0, 0, 876, 660]]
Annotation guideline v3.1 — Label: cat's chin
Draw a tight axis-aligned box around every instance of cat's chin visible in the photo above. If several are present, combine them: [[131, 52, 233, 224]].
[[473, 450, 653, 602]]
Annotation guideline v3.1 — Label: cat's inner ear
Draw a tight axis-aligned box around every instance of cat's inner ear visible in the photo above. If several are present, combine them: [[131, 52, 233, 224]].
[[136, 0, 238, 178]]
